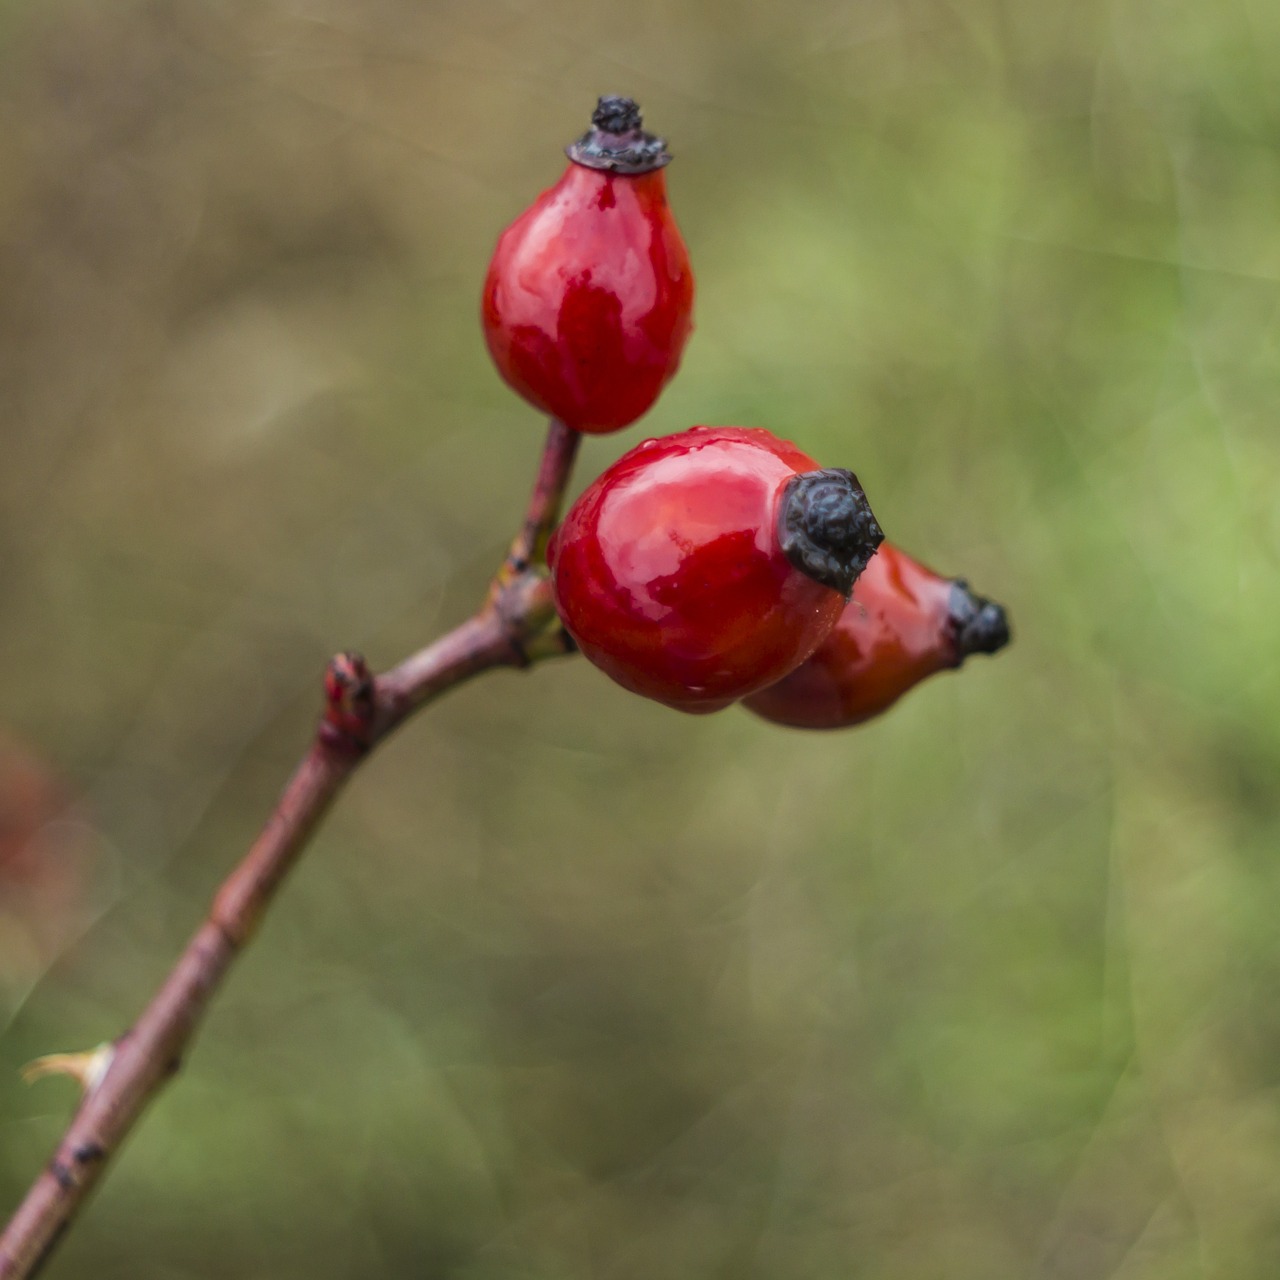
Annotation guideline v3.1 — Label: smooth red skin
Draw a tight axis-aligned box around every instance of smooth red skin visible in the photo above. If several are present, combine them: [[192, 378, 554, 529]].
[[550, 427, 848, 713], [742, 543, 962, 729], [482, 164, 694, 434]]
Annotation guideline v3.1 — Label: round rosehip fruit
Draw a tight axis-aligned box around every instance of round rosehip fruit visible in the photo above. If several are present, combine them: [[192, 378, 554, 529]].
[[482, 96, 694, 434], [549, 426, 884, 712], [742, 543, 1010, 729]]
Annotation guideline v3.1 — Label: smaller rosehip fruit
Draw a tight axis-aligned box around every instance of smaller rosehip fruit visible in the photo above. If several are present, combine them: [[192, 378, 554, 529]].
[[0, 731, 95, 990], [549, 426, 884, 713], [742, 542, 1010, 729], [481, 96, 694, 434]]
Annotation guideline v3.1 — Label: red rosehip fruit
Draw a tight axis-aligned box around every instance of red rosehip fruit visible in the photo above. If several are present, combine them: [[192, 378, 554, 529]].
[[0, 731, 96, 992], [482, 96, 694, 434], [742, 542, 1010, 729], [549, 426, 884, 712]]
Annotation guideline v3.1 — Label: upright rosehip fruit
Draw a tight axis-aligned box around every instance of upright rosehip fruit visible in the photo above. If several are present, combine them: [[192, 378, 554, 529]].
[[482, 96, 694, 434], [742, 543, 1010, 729], [549, 426, 884, 712]]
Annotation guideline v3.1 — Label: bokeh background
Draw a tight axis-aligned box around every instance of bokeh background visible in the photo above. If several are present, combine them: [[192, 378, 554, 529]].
[[1, 1, 1278, 1276]]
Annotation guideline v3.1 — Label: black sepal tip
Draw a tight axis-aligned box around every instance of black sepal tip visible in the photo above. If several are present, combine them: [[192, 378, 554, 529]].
[[779, 468, 885, 597], [566, 95, 672, 174], [948, 581, 1011, 658]]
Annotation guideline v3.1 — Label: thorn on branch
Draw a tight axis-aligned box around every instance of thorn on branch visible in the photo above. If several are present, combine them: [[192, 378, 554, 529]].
[[321, 652, 376, 756], [22, 1043, 114, 1095]]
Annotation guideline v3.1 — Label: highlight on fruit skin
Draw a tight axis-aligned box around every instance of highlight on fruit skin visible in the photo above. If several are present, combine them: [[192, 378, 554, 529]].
[[549, 426, 884, 714], [480, 96, 694, 435], [741, 542, 1010, 729]]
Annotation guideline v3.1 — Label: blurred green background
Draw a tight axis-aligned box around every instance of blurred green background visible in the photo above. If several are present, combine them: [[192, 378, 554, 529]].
[[1, 1, 1278, 1276]]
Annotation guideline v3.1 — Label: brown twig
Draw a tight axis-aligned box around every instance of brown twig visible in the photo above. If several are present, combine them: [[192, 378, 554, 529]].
[[0, 420, 581, 1279], [505, 416, 580, 576]]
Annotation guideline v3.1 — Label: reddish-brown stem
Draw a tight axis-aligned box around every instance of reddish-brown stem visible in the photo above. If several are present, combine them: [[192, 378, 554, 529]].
[[506, 417, 580, 575], [0, 431, 579, 1279], [0, 745, 350, 1279]]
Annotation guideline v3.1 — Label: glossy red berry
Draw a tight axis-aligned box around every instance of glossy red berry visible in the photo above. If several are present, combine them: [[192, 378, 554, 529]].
[[549, 426, 884, 712], [482, 96, 694, 434], [742, 543, 1010, 729]]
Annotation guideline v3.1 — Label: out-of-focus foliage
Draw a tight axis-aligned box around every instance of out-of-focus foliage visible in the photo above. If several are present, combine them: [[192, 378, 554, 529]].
[[1, 1, 1278, 1276]]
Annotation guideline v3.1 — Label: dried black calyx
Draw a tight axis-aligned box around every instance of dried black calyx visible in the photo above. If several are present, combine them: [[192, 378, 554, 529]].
[[592, 96, 642, 133], [948, 581, 1011, 658], [779, 468, 884, 597], [566, 95, 672, 174]]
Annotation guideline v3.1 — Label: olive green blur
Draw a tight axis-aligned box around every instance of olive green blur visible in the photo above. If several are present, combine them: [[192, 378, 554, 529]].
[[1, 3, 1277, 1277]]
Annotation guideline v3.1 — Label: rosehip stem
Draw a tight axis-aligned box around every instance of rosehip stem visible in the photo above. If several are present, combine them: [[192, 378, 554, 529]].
[[505, 416, 581, 577], [0, 429, 580, 1280]]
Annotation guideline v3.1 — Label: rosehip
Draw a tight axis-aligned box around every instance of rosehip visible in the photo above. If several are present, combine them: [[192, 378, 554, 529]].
[[481, 96, 694, 434], [549, 426, 884, 713], [0, 732, 93, 990], [742, 543, 1010, 729]]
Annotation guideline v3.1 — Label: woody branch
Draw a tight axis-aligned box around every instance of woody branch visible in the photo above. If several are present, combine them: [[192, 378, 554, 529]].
[[0, 418, 579, 1280]]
